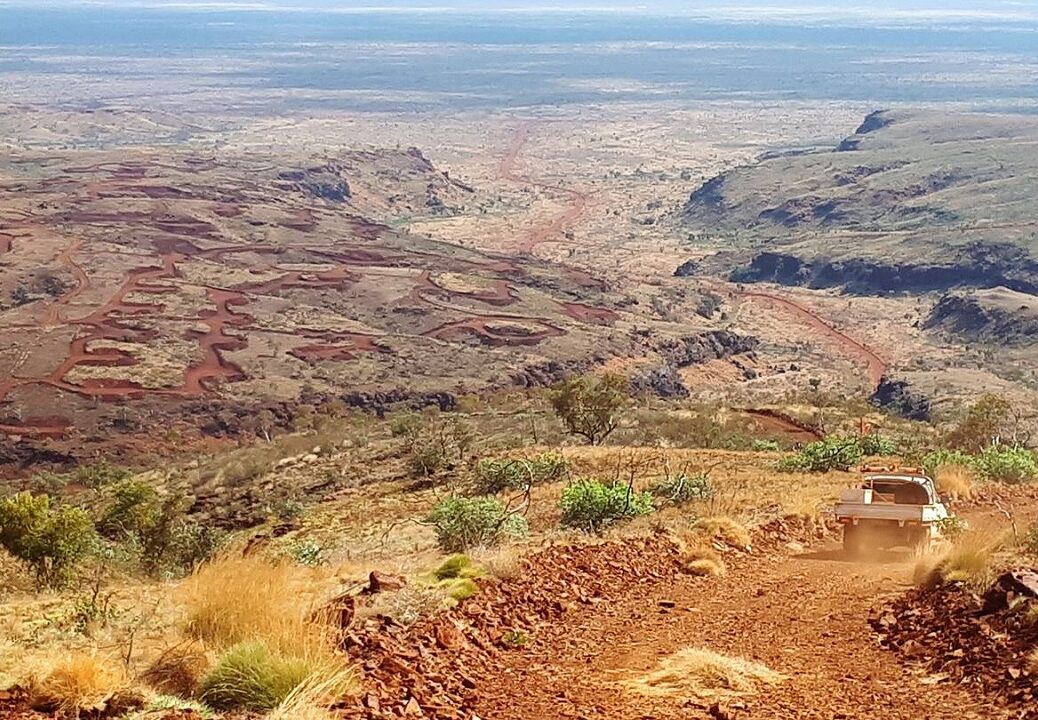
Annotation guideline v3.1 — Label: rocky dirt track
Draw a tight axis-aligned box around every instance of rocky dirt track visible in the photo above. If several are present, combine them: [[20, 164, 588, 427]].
[[343, 518, 1014, 720]]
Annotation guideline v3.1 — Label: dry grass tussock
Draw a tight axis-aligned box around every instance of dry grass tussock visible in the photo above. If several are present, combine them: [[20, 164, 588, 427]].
[[179, 554, 357, 709], [673, 532, 726, 577], [179, 553, 338, 656], [691, 517, 752, 551], [267, 667, 355, 720], [139, 640, 210, 697], [626, 647, 783, 699], [935, 464, 975, 501], [27, 652, 127, 714], [913, 529, 1005, 590]]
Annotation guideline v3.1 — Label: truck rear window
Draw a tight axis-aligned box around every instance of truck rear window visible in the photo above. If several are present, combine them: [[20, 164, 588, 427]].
[[870, 481, 929, 505]]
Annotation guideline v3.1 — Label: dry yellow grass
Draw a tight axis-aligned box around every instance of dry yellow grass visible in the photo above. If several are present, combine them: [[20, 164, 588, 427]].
[[691, 517, 752, 550], [27, 653, 127, 714], [626, 647, 783, 699], [179, 554, 336, 656], [913, 530, 1004, 590], [267, 667, 355, 720], [138, 640, 210, 697], [935, 464, 975, 501], [674, 533, 726, 576], [1028, 648, 1038, 675]]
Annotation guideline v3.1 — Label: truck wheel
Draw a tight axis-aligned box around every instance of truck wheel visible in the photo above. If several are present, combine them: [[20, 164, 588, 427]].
[[843, 525, 865, 558]]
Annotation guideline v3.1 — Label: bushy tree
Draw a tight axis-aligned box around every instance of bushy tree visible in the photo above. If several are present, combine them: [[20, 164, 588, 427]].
[[426, 497, 528, 552], [973, 445, 1037, 484], [945, 394, 1021, 452], [559, 479, 653, 532], [0, 492, 95, 586], [777, 436, 864, 473], [474, 453, 568, 495], [550, 373, 629, 445]]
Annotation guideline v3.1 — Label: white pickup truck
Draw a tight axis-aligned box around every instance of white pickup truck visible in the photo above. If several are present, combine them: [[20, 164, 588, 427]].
[[834, 468, 950, 555]]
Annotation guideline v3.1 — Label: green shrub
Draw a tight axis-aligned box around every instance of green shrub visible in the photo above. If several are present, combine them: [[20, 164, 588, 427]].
[[653, 472, 714, 505], [73, 460, 132, 490], [0, 492, 96, 587], [973, 445, 1037, 484], [750, 439, 781, 452], [936, 516, 969, 541], [286, 539, 324, 566], [97, 480, 224, 576], [475, 453, 567, 494], [922, 449, 974, 478], [200, 641, 311, 711], [559, 480, 654, 532], [777, 436, 864, 473], [426, 498, 528, 552], [859, 434, 897, 456]]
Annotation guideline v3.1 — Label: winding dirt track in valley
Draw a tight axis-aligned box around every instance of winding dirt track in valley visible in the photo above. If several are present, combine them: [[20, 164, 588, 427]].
[[497, 120, 590, 254], [737, 289, 888, 391]]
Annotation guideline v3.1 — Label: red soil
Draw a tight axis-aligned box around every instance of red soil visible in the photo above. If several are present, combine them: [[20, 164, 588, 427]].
[[740, 408, 824, 443], [559, 301, 618, 324]]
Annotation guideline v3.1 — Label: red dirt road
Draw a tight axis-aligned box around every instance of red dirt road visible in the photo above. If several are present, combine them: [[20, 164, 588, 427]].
[[737, 289, 888, 391], [497, 120, 590, 254], [474, 547, 1002, 720]]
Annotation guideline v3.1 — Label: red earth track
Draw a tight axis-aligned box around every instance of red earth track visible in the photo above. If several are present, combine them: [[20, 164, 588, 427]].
[[726, 288, 888, 391], [497, 120, 591, 254]]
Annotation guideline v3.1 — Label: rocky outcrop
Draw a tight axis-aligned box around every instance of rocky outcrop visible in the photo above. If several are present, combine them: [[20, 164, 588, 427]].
[[869, 376, 931, 421], [655, 330, 759, 369], [837, 110, 895, 151], [730, 242, 1038, 296], [630, 366, 689, 398], [278, 164, 352, 203], [923, 288, 1038, 345]]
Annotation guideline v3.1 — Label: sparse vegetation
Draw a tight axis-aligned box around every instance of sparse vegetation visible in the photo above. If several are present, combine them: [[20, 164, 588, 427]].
[[559, 479, 654, 532], [426, 497, 528, 552], [550, 373, 629, 445]]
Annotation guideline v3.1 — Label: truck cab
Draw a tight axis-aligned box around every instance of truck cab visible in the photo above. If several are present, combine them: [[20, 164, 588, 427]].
[[834, 466, 950, 556]]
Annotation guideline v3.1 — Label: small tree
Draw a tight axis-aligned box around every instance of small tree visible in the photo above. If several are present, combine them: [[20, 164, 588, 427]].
[[945, 394, 1019, 452], [426, 497, 528, 552], [0, 492, 96, 587], [550, 373, 629, 445], [559, 479, 653, 532]]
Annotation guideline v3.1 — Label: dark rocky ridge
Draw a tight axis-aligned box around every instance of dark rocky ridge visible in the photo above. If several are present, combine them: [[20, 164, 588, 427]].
[[923, 288, 1038, 345], [869, 376, 931, 421], [729, 242, 1038, 297]]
